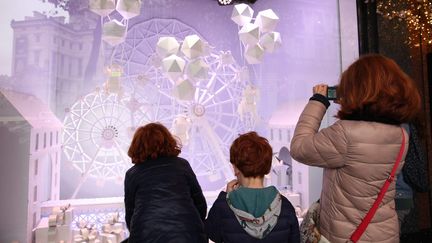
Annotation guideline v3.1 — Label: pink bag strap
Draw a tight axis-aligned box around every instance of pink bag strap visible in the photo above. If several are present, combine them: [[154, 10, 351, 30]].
[[349, 127, 406, 243]]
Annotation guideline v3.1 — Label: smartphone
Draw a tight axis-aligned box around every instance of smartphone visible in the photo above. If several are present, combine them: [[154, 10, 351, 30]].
[[327, 86, 337, 100]]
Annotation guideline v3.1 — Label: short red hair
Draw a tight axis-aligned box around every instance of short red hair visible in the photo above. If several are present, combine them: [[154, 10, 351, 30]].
[[128, 123, 180, 164], [337, 54, 421, 124], [230, 132, 273, 178]]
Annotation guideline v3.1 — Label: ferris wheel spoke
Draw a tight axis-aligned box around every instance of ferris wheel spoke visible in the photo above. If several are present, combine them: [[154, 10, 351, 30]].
[[198, 72, 217, 104], [206, 111, 238, 118], [114, 140, 131, 163], [65, 144, 81, 161], [71, 146, 102, 198], [202, 81, 231, 105], [207, 118, 237, 135], [205, 99, 235, 109], [116, 136, 131, 148], [74, 136, 94, 144], [195, 118, 233, 180]]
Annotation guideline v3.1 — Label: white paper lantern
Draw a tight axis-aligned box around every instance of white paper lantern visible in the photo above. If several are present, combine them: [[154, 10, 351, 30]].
[[244, 43, 265, 64], [162, 54, 185, 81], [89, 0, 116, 17], [181, 35, 205, 59], [238, 22, 260, 46], [156, 37, 180, 58], [260, 31, 282, 53], [255, 9, 279, 33], [186, 59, 209, 80], [172, 78, 195, 101], [231, 3, 254, 26], [102, 19, 127, 46], [116, 0, 142, 20]]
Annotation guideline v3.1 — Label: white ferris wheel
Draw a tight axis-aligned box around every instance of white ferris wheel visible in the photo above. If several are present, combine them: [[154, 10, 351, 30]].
[[63, 19, 255, 196]]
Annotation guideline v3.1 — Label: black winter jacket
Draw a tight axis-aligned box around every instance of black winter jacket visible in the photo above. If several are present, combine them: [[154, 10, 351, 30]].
[[205, 191, 300, 243], [124, 156, 207, 243]]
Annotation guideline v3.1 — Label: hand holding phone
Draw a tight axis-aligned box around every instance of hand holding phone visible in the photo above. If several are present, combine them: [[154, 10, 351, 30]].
[[327, 86, 337, 100]]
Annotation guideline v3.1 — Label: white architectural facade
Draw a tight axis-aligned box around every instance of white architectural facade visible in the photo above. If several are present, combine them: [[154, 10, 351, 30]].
[[10, 10, 101, 117], [0, 89, 62, 243]]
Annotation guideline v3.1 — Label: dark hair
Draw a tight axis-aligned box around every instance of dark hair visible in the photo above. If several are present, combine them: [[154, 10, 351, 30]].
[[337, 54, 421, 124], [230, 132, 273, 178], [128, 123, 181, 164]]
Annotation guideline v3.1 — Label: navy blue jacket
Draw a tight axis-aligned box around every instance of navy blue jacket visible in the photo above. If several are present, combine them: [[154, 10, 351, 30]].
[[124, 157, 207, 243], [205, 191, 300, 243]]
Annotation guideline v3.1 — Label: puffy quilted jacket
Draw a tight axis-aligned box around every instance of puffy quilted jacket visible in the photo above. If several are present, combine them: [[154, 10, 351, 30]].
[[205, 191, 300, 243], [124, 156, 207, 243], [290, 100, 408, 243]]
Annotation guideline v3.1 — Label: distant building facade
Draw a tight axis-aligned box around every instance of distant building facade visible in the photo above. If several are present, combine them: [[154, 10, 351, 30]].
[[10, 10, 103, 118]]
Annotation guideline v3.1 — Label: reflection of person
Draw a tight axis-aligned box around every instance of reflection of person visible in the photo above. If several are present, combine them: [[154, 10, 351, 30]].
[[396, 122, 429, 235], [205, 132, 300, 243], [124, 123, 207, 243], [290, 54, 421, 242]]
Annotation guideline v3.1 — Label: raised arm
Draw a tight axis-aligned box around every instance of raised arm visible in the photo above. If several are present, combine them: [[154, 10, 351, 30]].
[[290, 96, 347, 168]]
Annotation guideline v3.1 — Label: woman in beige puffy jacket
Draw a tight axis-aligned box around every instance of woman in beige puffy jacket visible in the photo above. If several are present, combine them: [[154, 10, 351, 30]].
[[290, 54, 421, 243]]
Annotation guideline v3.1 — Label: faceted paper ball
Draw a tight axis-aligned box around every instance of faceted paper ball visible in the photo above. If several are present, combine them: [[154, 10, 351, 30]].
[[231, 3, 254, 26], [116, 0, 142, 19], [260, 31, 282, 53], [244, 43, 265, 64], [238, 22, 260, 46], [162, 54, 186, 81], [102, 19, 127, 46], [255, 9, 280, 33], [172, 78, 195, 101], [89, 0, 116, 17], [186, 59, 209, 80], [156, 37, 180, 58], [181, 35, 205, 59]]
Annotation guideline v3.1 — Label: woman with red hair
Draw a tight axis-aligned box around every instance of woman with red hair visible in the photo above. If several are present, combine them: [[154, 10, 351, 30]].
[[290, 54, 421, 242], [124, 123, 207, 243]]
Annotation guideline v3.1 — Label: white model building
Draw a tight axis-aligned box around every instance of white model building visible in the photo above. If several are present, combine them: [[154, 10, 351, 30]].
[[0, 89, 62, 243], [268, 100, 323, 210], [10, 10, 103, 118]]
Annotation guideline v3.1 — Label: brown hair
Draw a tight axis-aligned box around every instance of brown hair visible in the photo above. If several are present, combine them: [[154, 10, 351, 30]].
[[230, 132, 273, 178], [336, 54, 421, 124], [128, 123, 181, 164]]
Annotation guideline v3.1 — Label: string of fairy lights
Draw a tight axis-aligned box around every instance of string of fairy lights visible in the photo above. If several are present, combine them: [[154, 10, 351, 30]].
[[376, 0, 432, 47]]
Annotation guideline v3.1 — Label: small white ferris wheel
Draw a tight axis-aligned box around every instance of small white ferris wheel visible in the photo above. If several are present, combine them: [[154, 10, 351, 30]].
[[63, 19, 260, 197]]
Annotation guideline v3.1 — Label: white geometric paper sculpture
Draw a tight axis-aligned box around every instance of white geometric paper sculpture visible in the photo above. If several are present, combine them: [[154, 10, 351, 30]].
[[102, 19, 127, 46], [181, 35, 205, 59], [238, 22, 260, 46], [171, 115, 192, 145], [172, 78, 195, 101], [89, 0, 116, 16], [186, 59, 209, 80], [237, 66, 250, 82], [260, 32, 282, 53], [231, 3, 254, 26], [237, 85, 260, 121], [156, 37, 180, 58], [104, 64, 124, 97], [255, 9, 279, 33], [244, 43, 265, 64], [116, 0, 142, 19], [219, 51, 235, 66], [162, 54, 186, 81]]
